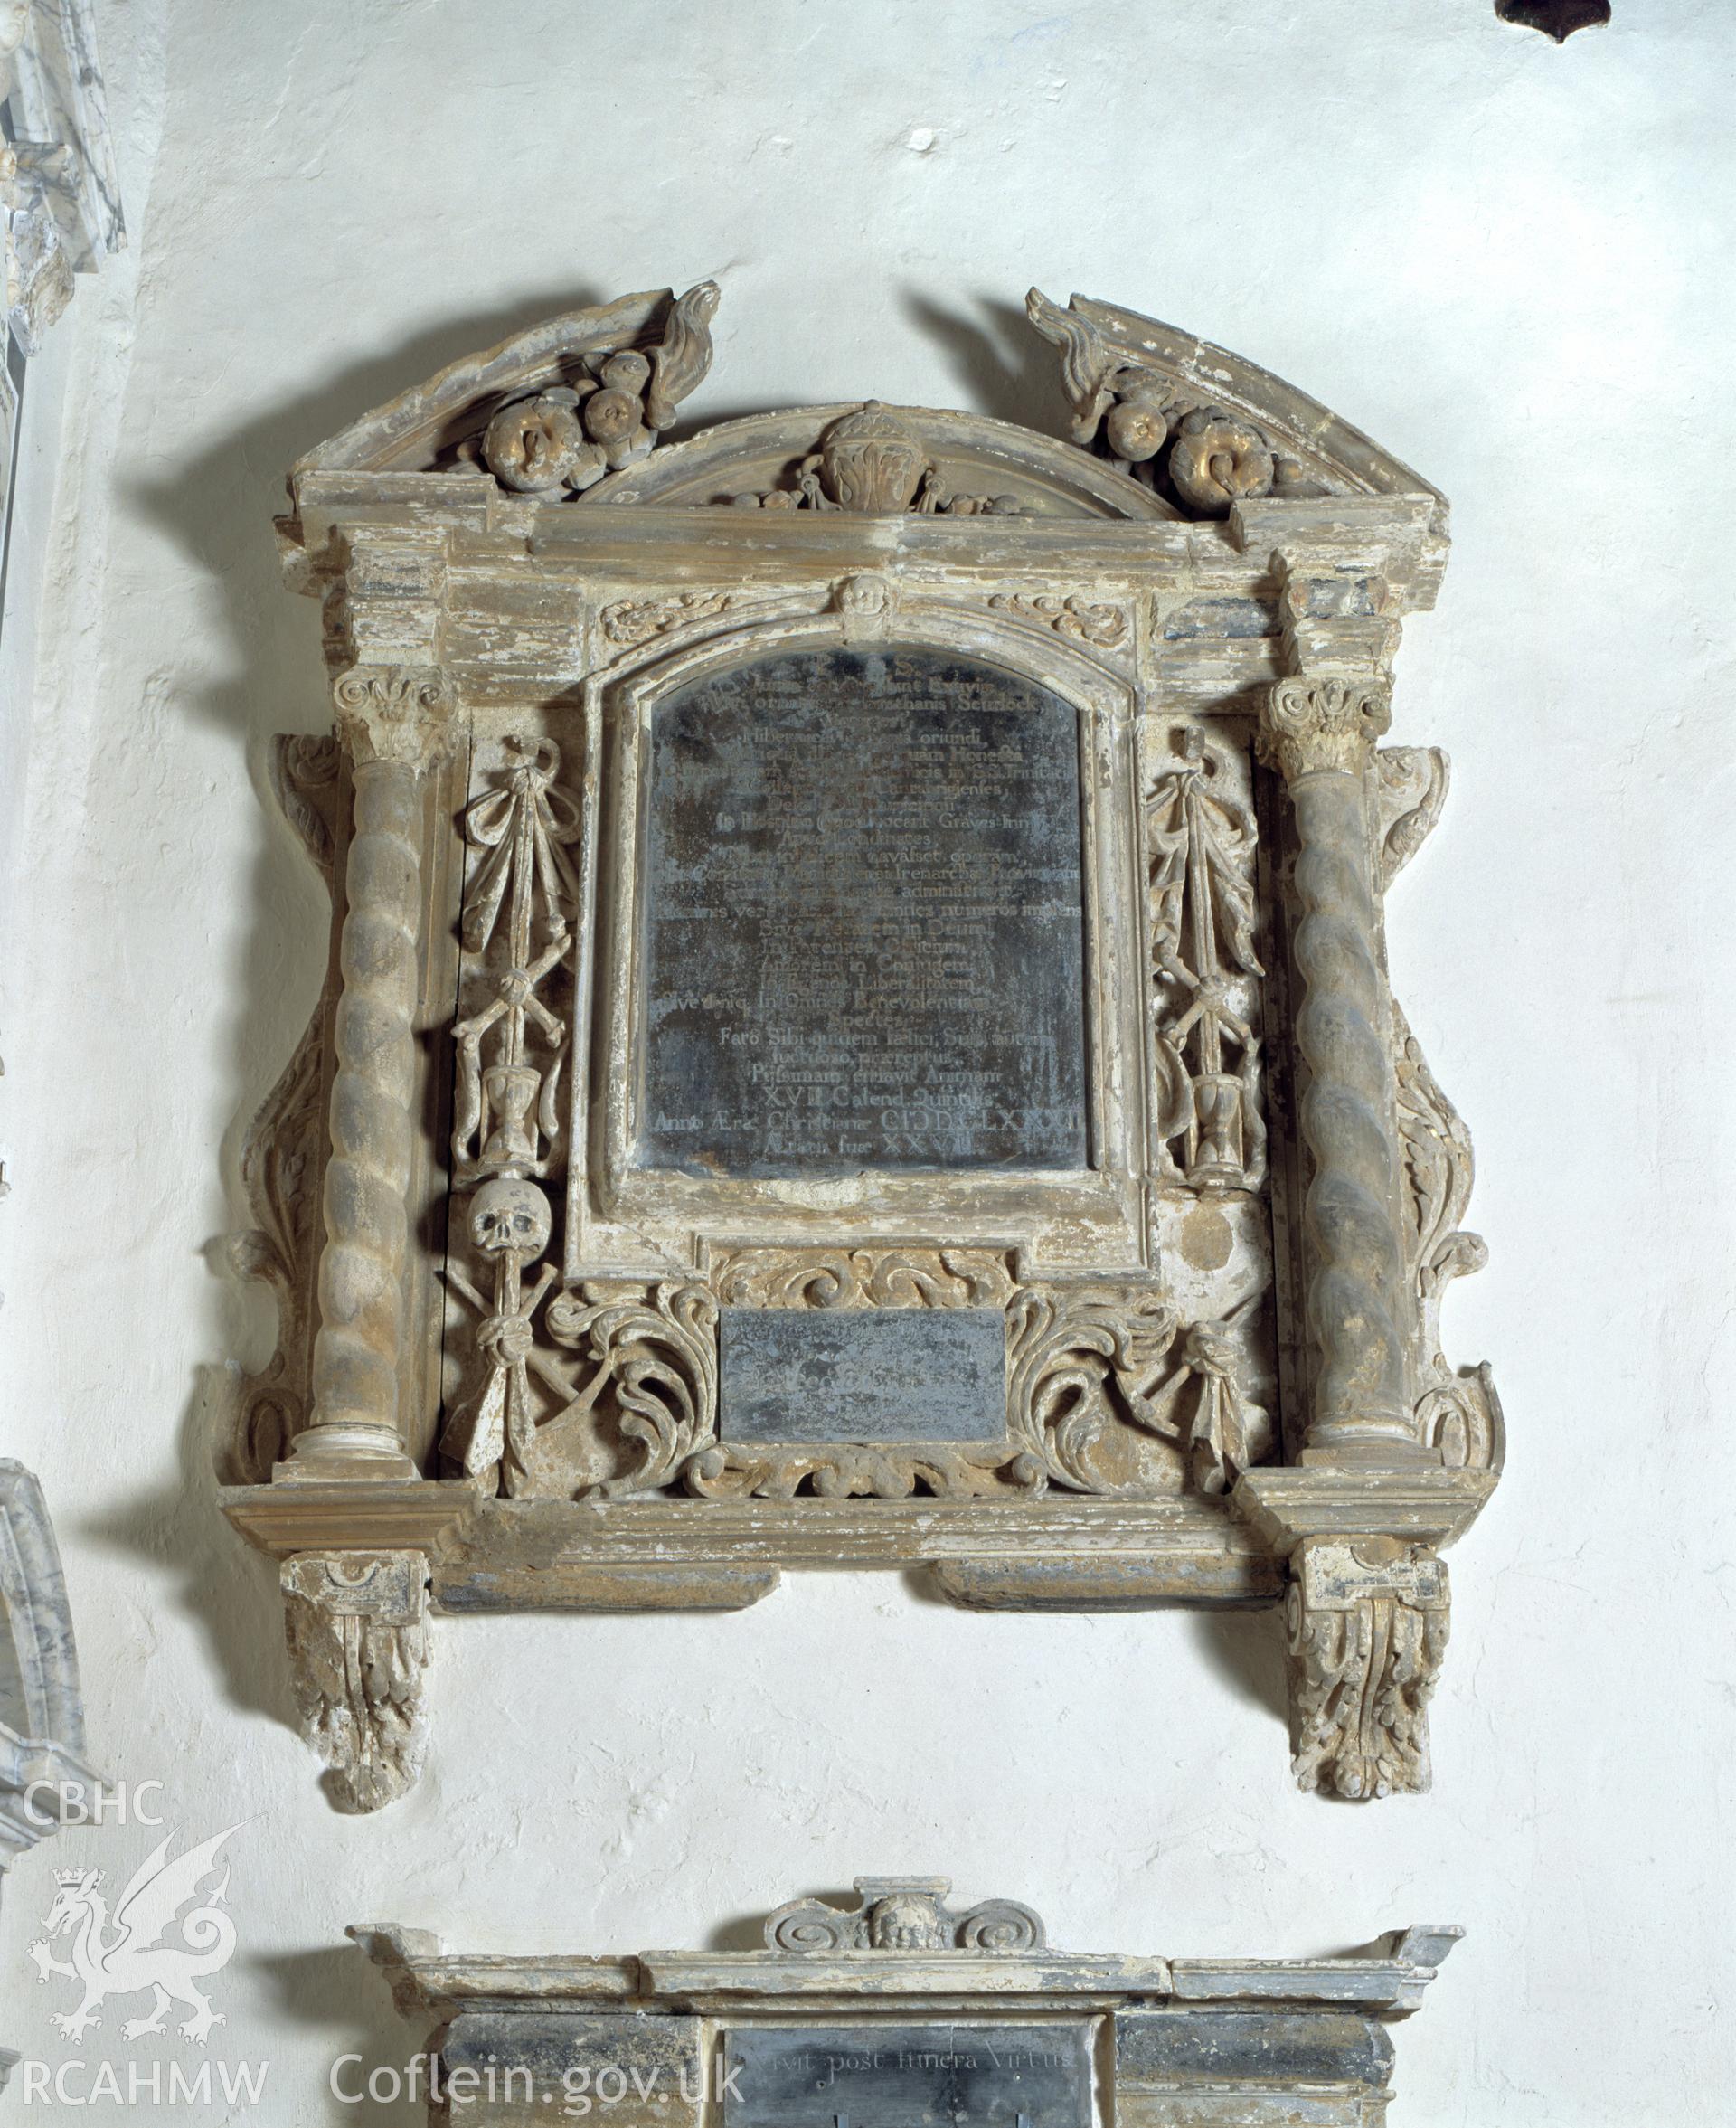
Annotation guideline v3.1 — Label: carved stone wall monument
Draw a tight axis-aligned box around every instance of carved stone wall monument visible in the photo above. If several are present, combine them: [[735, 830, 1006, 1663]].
[[353, 1879, 1463, 2127], [219, 280, 1501, 1806]]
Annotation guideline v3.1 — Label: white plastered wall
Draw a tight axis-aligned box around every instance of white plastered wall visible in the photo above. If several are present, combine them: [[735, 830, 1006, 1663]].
[[1, 4, 1731, 2122]]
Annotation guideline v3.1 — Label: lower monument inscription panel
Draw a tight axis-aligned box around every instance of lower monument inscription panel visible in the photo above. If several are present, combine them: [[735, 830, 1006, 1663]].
[[639, 648, 1089, 1178], [719, 1307, 1007, 1443], [722, 2022, 1093, 2128]]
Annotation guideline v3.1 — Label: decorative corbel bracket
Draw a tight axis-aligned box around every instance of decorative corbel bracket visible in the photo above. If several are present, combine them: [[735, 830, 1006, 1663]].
[[280, 1551, 430, 1814]]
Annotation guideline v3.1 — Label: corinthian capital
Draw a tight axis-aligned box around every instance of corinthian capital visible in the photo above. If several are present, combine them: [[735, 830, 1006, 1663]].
[[331, 666, 457, 769], [1258, 676, 1392, 781]]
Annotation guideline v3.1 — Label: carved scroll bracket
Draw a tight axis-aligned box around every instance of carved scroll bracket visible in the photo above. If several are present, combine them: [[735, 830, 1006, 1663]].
[[1285, 1537, 1448, 1800], [281, 1551, 430, 1813]]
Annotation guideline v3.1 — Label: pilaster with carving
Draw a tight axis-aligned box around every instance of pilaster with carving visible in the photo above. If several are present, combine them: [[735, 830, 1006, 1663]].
[[283, 666, 457, 1476], [280, 1552, 429, 1814], [1258, 673, 1424, 1471]]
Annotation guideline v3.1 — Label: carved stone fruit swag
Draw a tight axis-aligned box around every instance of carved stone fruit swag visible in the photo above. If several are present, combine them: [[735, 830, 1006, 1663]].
[[219, 279, 1502, 1810]]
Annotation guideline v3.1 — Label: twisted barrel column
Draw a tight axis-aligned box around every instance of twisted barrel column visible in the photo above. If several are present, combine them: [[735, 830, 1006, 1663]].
[[1259, 676, 1428, 1471], [282, 667, 456, 1477]]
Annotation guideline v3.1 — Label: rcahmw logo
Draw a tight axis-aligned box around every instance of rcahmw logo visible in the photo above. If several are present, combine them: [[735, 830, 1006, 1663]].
[[11, 2059, 269, 2107], [26, 1825, 241, 2046]]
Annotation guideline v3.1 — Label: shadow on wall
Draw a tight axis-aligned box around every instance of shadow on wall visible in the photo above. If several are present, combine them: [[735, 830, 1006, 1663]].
[[254, 1944, 423, 2127], [83, 281, 627, 1733], [80, 277, 1082, 1752]]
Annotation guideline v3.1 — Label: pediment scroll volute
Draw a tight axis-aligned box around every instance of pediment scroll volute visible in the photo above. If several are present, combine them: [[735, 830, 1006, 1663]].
[[765, 1877, 1047, 1955]]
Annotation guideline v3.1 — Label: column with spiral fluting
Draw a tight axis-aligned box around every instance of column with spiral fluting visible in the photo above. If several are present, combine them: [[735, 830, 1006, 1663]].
[[282, 667, 455, 1474], [1260, 675, 1428, 1469]]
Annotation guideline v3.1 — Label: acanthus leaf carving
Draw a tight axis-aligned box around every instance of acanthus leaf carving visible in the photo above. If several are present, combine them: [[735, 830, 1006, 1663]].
[[1376, 744, 1450, 887], [714, 1246, 1016, 1312], [599, 591, 733, 648], [764, 1877, 1045, 1954], [1258, 674, 1392, 781], [1286, 1538, 1448, 1800], [1393, 1003, 1503, 1471], [684, 1442, 1042, 1502], [1147, 727, 1267, 1196], [224, 735, 344, 1480], [330, 666, 456, 769], [281, 1552, 429, 1814], [1005, 1282, 1184, 1493], [542, 1281, 719, 1499]]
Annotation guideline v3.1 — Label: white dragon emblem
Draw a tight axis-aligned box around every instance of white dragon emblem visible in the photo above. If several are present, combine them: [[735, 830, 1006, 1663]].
[[27, 1825, 240, 2046]]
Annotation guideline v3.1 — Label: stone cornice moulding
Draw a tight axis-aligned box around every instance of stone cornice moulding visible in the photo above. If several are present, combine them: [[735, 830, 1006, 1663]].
[[347, 1884, 1464, 2126], [223, 278, 1503, 1810]]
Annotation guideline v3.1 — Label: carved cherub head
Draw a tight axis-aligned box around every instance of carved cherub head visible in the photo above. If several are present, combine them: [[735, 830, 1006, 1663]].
[[868, 1893, 948, 1952], [468, 1177, 552, 1263]]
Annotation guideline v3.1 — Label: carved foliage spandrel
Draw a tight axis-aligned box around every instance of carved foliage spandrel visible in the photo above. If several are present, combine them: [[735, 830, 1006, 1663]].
[[1006, 1282, 1270, 1498], [1147, 727, 1267, 1196], [1393, 1004, 1504, 1471], [225, 736, 343, 1481], [281, 1552, 429, 1815], [537, 1282, 719, 1499]]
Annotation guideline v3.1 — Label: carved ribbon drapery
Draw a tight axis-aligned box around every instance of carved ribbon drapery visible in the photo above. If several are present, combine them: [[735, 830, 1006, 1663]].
[[442, 740, 584, 1497], [1259, 677, 1425, 1470], [1148, 727, 1266, 1194]]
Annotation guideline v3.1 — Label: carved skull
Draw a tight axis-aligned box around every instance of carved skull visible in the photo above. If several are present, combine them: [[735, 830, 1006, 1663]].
[[468, 1177, 552, 1263]]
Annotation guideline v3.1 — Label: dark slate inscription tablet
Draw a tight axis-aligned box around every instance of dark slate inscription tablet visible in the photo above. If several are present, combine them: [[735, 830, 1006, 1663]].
[[722, 2023, 1092, 2128], [719, 1307, 1006, 1443], [639, 648, 1087, 1177]]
